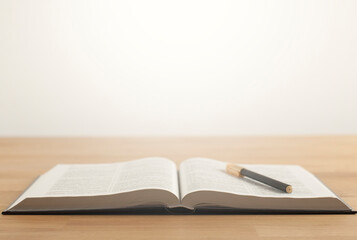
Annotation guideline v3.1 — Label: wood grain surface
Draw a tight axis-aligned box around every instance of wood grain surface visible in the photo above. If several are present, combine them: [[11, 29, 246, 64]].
[[0, 136, 356, 239]]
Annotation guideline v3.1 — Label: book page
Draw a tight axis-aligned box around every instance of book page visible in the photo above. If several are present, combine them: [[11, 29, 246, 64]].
[[9, 157, 179, 209], [179, 158, 336, 199]]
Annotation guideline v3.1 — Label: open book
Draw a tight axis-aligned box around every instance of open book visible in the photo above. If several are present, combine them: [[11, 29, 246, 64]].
[[3, 157, 354, 214]]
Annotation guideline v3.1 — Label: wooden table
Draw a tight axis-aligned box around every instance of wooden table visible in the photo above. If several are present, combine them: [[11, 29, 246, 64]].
[[0, 137, 356, 239]]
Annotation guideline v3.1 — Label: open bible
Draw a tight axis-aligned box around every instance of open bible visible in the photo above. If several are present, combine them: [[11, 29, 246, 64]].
[[3, 157, 354, 214]]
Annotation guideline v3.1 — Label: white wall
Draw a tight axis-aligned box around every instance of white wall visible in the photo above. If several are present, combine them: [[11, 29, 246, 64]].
[[1, 0, 356, 136]]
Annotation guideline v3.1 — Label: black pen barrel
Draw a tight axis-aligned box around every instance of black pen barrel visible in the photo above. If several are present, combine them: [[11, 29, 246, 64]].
[[240, 168, 291, 193]]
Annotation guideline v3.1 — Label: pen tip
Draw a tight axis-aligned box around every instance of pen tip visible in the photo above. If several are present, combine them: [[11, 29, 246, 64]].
[[226, 164, 243, 177]]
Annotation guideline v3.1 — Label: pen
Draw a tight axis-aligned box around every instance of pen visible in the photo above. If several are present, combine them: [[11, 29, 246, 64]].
[[226, 163, 293, 193]]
